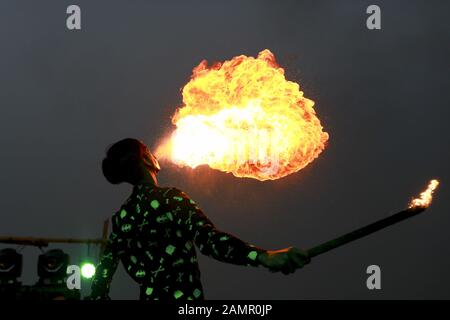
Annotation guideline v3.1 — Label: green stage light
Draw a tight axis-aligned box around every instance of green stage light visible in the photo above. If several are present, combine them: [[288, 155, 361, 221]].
[[81, 263, 96, 279]]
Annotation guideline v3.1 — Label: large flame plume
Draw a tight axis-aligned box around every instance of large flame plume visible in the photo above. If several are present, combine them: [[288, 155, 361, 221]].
[[409, 179, 439, 209], [157, 49, 329, 181]]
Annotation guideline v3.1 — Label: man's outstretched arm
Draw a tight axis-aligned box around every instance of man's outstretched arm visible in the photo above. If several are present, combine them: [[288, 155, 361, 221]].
[[167, 188, 310, 272]]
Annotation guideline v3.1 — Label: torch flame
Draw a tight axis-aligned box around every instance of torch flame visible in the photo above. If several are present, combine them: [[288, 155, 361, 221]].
[[157, 49, 329, 181], [409, 179, 439, 209]]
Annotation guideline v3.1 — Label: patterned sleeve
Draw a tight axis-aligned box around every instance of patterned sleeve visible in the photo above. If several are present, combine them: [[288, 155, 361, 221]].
[[89, 227, 121, 299], [167, 188, 266, 267]]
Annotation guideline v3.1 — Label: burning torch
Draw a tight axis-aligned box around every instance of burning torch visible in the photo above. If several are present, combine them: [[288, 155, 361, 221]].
[[305, 179, 439, 259]]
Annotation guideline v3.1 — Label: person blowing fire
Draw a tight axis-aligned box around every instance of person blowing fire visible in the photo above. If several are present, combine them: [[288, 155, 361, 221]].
[[89, 138, 310, 300]]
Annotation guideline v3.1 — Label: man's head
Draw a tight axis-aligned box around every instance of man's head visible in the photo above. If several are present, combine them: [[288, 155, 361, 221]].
[[102, 138, 160, 185]]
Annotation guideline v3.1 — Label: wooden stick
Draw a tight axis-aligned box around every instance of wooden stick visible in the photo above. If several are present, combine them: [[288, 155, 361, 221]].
[[306, 207, 426, 258]]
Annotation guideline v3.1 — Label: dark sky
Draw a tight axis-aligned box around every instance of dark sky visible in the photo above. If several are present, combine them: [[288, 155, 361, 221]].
[[1, 0, 449, 299]]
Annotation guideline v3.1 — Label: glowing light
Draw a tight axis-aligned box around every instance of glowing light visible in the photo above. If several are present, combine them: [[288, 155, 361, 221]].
[[81, 262, 96, 279], [409, 179, 439, 209], [157, 49, 329, 181]]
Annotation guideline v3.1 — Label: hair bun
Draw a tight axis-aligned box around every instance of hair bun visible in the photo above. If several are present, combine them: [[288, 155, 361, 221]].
[[102, 156, 125, 184], [102, 138, 148, 185]]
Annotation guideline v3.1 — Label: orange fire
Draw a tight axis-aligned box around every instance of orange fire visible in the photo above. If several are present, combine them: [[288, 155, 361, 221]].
[[409, 179, 439, 209], [156, 49, 329, 181]]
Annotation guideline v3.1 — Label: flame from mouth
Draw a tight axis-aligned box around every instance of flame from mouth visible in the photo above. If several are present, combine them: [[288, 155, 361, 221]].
[[156, 49, 329, 181]]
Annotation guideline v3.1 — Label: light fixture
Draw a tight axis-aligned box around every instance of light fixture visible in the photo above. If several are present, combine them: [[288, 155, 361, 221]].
[[81, 262, 96, 279]]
